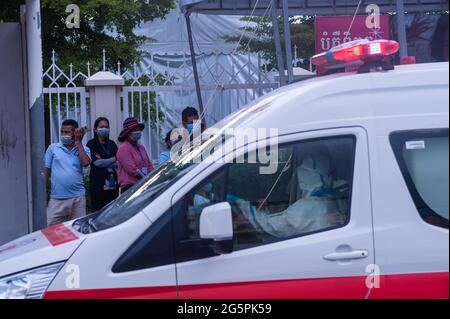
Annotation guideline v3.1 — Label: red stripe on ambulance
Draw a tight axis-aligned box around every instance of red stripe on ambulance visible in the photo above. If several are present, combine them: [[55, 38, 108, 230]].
[[43, 272, 449, 299], [41, 224, 79, 247], [368, 272, 449, 299], [44, 286, 176, 299]]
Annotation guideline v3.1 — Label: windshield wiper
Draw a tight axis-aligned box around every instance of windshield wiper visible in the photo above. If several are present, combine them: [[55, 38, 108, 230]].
[[74, 217, 98, 234], [87, 218, 98, 232], [72, 218, 83, 230]]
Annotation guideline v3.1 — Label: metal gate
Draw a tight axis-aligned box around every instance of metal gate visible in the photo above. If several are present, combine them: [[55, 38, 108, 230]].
[[43, 51, 280, 160]]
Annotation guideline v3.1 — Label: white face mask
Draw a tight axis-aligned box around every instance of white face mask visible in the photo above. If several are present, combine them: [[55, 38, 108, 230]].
[[60, 135, 74, 146]]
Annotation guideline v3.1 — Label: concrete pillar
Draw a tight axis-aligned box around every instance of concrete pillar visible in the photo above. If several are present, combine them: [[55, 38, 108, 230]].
[[25, 0, 43, 110], [23, 0, 47, 232], [85, 71, 125, 143]]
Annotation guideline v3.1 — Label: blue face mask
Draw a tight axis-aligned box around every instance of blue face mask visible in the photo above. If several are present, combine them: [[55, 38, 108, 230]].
[[171, 139, 179, 146], [60, 135, 74, 146], [130, 131, 142, 141], [186, 124, 194, 134], [171, 135, 183, 147], [97, 128, 110, 138], [194, 194, 211, 207], [202, 183, 213, 193]]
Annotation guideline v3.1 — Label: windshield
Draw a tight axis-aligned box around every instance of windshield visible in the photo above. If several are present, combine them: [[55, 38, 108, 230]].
[[74, 133, 228, 234], [72, 98, 267, 234]]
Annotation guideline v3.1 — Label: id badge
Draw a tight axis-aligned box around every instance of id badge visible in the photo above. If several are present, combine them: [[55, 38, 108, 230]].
[[104, 174, 117, 191]]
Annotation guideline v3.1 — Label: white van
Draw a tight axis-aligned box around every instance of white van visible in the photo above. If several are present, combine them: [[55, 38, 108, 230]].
[[0, 41, 448, 299]]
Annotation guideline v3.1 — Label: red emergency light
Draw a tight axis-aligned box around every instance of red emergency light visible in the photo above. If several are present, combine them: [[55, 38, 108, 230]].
[[312, 39, 400, 74], [400, 56, 417, 65]]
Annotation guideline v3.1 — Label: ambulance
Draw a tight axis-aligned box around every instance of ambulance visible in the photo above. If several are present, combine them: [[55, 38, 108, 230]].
[[0, 40, 448, 299]]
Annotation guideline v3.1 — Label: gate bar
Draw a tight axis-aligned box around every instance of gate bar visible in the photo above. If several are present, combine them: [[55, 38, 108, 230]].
[[185, 13, 205, 120]]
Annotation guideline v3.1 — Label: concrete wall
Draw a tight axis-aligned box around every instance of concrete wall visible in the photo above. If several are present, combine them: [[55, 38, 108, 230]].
[[0, 23, 30, 245]]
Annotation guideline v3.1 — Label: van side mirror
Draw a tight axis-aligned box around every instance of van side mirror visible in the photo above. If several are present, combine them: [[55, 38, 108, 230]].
[[199, 202, 234, 254]]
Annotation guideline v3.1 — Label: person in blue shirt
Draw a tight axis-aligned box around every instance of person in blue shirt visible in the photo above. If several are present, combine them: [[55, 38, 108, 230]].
[[45, 119, 91, 226], [158, 129, 184, 165]]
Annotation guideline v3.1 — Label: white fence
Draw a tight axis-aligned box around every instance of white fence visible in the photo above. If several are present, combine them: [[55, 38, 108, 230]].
[[43, 50, 280, 160]]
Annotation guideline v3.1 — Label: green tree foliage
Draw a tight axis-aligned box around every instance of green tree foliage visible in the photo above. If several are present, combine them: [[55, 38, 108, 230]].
[[224, 16, 315, 70], [0, 0, 25, 22], [0, 0, 175, 71], [1, 1, 173, 143]]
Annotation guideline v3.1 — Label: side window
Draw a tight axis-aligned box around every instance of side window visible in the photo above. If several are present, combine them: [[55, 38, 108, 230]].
[[390, 129, 449, 229], [184, 171, 227, 239], [227, 136, 355, 250], [112, 209, 175, 273], [175, 135, 356, 258], [173, 171, 227, 262]]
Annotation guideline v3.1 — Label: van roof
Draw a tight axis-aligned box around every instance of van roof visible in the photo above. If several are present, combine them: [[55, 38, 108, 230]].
[[217, 62, 449, 136]]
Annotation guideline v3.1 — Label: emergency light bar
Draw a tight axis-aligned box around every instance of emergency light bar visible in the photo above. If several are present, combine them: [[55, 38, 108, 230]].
[[312, 39, 400, 74]]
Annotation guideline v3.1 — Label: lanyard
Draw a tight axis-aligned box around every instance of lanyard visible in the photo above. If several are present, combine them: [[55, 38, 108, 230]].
[[134, 145, 146, 167]]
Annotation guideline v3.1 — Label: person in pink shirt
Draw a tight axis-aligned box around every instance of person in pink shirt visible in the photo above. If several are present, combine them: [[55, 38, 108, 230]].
[[117, 117, 154, 193]]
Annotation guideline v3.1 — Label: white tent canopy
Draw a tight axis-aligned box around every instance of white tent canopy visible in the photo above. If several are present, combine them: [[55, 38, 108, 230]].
[[135, 8, 256, 54], [129, 9, 269, 157], [180, 0, 449, 15], [180, 0, 449, 110]]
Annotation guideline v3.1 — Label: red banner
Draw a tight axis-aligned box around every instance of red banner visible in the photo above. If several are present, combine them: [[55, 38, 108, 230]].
[[315, 15, 390, 54]]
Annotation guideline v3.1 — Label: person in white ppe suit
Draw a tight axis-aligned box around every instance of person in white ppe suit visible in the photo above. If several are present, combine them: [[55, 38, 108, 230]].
[[228, 150, 348, 238]]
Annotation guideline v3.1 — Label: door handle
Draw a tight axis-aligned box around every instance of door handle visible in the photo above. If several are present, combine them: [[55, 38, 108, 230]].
[[324, 250, 369, 261]]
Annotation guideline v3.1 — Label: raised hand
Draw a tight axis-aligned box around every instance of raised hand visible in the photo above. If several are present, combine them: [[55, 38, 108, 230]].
[[74, 128, 85, 142]]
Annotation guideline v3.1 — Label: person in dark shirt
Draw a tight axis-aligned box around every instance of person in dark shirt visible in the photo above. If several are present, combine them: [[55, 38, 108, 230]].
[[87, 117, 119, 212], [431, 14, 449, 62], [182, 107, 200, 134]]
